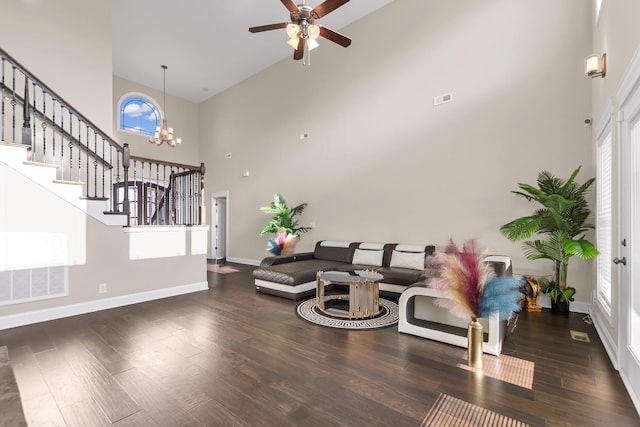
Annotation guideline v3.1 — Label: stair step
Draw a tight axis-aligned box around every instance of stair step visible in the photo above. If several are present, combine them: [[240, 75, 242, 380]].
[[23, 160, 60, 169], [53, 179, 84, 186]]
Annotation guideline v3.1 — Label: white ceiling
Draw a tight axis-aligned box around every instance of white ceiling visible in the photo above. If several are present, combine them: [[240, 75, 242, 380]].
[[112, 0, 394, 104]]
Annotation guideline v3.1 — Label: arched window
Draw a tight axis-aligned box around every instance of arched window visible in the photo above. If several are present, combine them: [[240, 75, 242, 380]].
[[118, 93, 161, 137]]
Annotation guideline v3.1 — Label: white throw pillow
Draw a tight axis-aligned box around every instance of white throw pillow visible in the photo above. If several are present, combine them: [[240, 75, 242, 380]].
[[390, 250, 425, 270], [352, 249, 384, 266]]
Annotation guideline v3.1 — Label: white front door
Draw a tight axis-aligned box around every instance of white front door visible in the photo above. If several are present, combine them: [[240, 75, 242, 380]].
[[618, 51, 640, 410]]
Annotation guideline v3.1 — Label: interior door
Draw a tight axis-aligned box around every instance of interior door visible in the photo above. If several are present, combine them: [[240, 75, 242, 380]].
[[212, 195, 227, 260]]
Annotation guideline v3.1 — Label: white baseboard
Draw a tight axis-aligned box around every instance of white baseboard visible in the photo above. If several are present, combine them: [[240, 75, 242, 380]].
[[593, 312, 619, 370], [0, 281, 208, 330], [536, 294, 592, 314], [226, 257, 260, 266], [620, 371, 640, 419]]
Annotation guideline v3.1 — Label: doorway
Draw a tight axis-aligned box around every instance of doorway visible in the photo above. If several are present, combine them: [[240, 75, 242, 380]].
[[211, 191, 229, 261]]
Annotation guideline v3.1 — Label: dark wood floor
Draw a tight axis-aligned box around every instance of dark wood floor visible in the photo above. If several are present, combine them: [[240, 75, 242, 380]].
[[1, 262, 638, 426]]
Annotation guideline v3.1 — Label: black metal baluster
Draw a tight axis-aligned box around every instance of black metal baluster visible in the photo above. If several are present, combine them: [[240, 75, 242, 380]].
[[109, 146, 114, 207], [51, 98, 56, 164], [68, 111, 73, 181], [21, 78, 31, 147], [155, 163, 159, 225], [11, 66, 16, 142], [123, 144, 130, 226], [1, 57, 5, 141], [101, 137, 105, 198], [94, 133, 98, 198], [60, 106, 65, 180], [40, 87, 46, 162], [31, 82, 37, 158], [86, 125, 90, 194], [77, 119, 81, 183], [113, 148, 120, 212]]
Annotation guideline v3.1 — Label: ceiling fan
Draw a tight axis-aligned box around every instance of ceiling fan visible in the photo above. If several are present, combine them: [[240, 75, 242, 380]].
[[249, 0, 352, 61]]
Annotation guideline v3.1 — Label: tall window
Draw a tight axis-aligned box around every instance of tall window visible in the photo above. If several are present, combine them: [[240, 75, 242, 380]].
[[596, 130, 612, 314], [118, 94, 161, 137]]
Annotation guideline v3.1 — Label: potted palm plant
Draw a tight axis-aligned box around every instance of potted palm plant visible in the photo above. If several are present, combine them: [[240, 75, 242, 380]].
[[500, 166, 599, 314], [259, 193, 311, 256]]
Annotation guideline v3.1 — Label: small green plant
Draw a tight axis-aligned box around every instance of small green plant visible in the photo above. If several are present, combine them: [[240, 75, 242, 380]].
[[259, 193, 311, 236], [539, 279, 575, 303]]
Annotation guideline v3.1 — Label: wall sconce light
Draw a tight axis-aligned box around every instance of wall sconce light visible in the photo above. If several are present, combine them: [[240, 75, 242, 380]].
[[585, 53, 607, 78]]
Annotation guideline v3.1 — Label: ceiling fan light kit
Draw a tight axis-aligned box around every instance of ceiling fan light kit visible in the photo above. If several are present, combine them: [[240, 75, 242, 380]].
[[249, 0, 352, 64]]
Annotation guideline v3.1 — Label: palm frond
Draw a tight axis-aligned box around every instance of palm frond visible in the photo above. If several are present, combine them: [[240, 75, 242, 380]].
[[564, 239, 599, 259]]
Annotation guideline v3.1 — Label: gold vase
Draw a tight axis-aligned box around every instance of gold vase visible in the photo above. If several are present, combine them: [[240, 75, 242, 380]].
[[468, 317, 483, 369]]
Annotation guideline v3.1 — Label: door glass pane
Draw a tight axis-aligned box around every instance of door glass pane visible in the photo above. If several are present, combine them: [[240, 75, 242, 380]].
[[597, 132, 613, 311]]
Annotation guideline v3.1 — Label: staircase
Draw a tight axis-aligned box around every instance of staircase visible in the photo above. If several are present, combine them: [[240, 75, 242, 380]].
[[0, 141, 127, 226], [0, 47, 205, 226]]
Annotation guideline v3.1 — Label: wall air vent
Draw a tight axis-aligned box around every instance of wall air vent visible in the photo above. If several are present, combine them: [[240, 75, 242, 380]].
[[434, 93, 453, 106]]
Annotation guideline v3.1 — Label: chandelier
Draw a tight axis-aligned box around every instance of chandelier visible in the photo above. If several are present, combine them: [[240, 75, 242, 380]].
[[149, 65, 181, 147]]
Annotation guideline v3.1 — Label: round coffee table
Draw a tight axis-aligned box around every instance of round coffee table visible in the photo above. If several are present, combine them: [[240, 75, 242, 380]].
[[316, 270, 384, 319]]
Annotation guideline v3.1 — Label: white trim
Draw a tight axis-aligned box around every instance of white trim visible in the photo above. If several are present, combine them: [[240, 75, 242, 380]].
[[535, 294, 592, 314], [0, 281, 208, 330], [620, 370, 640, 418], [227, 257, 260, 266], [254, 278, 316, 294], [124, 225, 209, 233], [593, 311, 619, 369], [616, 48, 640, 108]]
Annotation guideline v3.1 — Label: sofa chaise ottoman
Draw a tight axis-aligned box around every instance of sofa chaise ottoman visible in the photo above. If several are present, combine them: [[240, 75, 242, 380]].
[[398, 255, 514, 355], [253, 240, 436, 300]]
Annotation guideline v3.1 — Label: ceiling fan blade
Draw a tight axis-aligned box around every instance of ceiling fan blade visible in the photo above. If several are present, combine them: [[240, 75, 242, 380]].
[[312, 0, 350, 19], [319, 26, 352, 47], [249, 22, 288, 33], [294, 37, 305, 60], [280, 0, 299, 13]]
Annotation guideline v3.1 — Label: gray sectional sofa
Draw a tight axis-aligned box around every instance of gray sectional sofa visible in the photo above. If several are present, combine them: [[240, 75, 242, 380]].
[[253, 240, 436, 300]]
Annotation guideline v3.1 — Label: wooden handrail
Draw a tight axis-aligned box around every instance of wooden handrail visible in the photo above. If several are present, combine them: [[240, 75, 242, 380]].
[[0, 47, 123, 153]]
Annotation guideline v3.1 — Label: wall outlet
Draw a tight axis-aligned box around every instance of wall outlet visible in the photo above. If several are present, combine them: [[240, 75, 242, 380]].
[[98, 283, 107, 294]]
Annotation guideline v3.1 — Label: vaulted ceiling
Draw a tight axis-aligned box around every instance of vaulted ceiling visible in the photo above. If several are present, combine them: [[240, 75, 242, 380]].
[[112, 0, 394, 103]]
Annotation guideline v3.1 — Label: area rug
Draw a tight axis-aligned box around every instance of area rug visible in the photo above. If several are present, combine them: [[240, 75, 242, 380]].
[[296, 295, 399, 330], [207, 264, 240, 274], [421, 393, 529, 427]]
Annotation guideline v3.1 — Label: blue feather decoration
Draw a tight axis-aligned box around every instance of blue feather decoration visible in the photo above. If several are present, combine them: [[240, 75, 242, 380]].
[[266, 237, 281, 255], [479, 276, 523, 319]]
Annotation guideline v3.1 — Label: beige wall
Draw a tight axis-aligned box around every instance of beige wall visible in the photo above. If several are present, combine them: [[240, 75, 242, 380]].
[[113, 76, 200, 166], [0, 160, 207, 318], [200, 0, 595, 302], [591, 0, 640, 121], [1, 1, 206, 325], [0, 0, 113, 132]]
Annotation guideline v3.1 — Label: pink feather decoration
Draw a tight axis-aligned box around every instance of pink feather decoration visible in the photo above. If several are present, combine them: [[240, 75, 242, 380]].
[[429, 239, 490, 319]]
